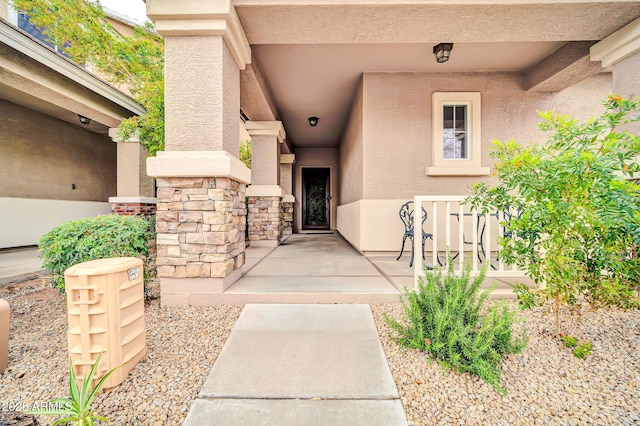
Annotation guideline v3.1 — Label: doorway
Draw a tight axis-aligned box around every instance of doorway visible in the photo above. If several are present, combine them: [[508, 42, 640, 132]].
[[302, 168, 330, 229]]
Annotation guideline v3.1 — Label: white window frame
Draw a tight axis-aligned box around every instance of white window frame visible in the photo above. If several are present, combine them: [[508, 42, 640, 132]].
[[427, 92, 490, 176]]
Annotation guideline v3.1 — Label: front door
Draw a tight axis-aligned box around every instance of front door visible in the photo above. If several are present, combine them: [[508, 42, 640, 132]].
[[302, 168, 330, 229]]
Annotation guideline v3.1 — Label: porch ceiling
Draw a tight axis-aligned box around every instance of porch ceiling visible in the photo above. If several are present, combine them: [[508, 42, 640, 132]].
[[235, 0, 640, 148]]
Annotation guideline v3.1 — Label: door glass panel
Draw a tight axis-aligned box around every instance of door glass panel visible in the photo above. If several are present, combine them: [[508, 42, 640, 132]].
[[303, 169, 329, 228]]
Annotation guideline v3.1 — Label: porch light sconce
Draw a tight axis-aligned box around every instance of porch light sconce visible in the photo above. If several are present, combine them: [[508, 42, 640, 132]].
[[78, 114, 91, 125], [308, 116, 319, 127], [433, 43, 453, 63]]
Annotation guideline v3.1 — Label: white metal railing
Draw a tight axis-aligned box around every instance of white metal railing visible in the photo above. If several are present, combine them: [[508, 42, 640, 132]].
[[413, 195, 526, 288]]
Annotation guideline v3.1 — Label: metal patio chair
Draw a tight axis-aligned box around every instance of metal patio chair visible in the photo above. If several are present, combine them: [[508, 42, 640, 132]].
[[396, 201, 434, 267]]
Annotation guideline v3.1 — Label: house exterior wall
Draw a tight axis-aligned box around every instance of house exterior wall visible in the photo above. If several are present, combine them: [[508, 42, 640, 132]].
[[612, 52, 640, 135], [362, 72, 612, 199], [294, 148, 339, 231], [339, 76, 364, 205], [0, 1, 9, 21], [0, 99, 116, 247], [338, 72, 612, 251]]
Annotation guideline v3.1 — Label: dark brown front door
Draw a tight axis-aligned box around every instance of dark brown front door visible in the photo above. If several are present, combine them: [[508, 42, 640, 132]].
[[302, 168, 330, 229]]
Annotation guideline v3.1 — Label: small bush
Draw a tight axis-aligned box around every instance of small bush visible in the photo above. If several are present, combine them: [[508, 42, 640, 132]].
[[38, 215, 155, 291], [561, 334, 578, 348], [573, 342, 593, 359], [386, 260, 527, 393]]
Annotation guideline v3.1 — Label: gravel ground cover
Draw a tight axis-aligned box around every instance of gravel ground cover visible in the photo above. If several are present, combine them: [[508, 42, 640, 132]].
[[0, 278, 241, 425], [372, 302, 640, 426]]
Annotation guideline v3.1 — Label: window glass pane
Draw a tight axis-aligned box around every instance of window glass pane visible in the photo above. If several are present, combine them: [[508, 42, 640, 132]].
[[456, 132, 467, 158], [443, 129, 456, 159], [442, 104, 469, 159], [455, 106, 466, 131], [443, 106, 454, 129]]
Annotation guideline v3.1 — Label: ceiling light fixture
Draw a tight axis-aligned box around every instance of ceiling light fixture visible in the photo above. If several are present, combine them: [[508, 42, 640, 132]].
[[78, 114, 91, 125], [308, 116, 319, 127], [433, 43, 453, 63]]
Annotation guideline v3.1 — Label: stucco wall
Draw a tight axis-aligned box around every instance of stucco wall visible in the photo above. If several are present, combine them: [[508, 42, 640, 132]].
[[294, 148, 340, 231], [613, 52, 640, 135], [0, 0, 10, 21], [0, 99, 116, 201], [339, 76, 364, 205], [361, 72, 612, 199], [164, 36, 240, 155]]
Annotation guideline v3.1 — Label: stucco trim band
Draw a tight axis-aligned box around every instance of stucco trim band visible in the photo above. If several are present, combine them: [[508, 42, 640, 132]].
[[109, 197, 158, 204], [283, 194, 295, 203], [280, 154, 295, 164], [147, 151, 251, 184], [245, 185, 285, 197], [146, 0, 250, 70], [245, 120, 286, 142], [426, 166, 491, 176], [591, 17, 640, 68], [108, 128, 140, 143]]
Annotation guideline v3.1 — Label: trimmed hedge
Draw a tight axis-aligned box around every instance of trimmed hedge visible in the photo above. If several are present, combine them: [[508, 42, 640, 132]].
[[38, 215, 155, 291]]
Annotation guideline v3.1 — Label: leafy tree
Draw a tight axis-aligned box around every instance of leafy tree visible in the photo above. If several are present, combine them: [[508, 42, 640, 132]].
[[468, 96, 640, 335], [12, 0, 165, 155]]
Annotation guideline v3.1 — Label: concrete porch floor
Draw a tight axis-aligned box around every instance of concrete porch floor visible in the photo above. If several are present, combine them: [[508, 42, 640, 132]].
[[222, 233, 402, 304], [219, 232, 527, 305]]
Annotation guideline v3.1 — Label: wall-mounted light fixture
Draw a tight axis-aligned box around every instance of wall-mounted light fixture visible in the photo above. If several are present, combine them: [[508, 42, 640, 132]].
[[78, 114, 91, 125], [308, 116, 319, 127], [433, 43, 453, 63]]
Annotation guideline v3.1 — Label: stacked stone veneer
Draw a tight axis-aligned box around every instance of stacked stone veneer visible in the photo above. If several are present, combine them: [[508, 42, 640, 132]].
[[247, 196, 283, 243], [283, 201, 294, 235], [155, 177, 246, 279], [111, 202, 157, 218]]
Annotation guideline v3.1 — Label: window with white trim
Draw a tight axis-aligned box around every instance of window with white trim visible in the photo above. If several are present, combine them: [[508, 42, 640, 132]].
[[427, 92, 490, 176]]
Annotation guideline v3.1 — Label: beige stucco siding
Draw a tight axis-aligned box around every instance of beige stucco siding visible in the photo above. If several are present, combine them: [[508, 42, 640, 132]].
[[0, 99, 116, 201], [339, 76, 364, 205], [361, 72, 612, 199], [294, 148, 340, 231]]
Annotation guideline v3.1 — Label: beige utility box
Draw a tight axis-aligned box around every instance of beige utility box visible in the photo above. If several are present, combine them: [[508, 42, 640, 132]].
[[0, 298, 9, 374], [65, 257, 146, 390]]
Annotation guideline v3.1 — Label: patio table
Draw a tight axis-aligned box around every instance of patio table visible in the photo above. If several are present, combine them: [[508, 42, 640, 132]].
[[449, 212, 499, 267]]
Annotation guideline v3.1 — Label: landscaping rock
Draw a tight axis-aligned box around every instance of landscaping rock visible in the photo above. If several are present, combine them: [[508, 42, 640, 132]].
[[372, 302, 640, 426], [0, 278, 240, 425]]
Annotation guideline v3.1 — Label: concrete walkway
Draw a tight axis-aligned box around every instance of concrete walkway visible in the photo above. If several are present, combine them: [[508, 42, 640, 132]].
[[0, 247, 45, 286], [183, 304, 407, 425]]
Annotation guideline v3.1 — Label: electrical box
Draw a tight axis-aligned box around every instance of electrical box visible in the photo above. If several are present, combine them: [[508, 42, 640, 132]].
[[65, 257, 145, 390]]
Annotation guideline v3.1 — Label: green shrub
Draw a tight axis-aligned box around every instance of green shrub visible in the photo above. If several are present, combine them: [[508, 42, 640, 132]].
[[38, 215, 155, 291], [573, 342, 593, 359], [386, 261, 527, 394], [561, 334, 578, 348], [468, 95, 640, 336]]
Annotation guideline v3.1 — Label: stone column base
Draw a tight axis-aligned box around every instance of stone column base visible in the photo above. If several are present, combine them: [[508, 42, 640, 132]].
[[247, 196, 283, 245], [109, 197, 157, 218], [283, 200, 294, 235], [155, 177, 246, 305]]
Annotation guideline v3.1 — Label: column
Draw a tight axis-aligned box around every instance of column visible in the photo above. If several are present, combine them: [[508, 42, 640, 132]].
[[280, 154, 296, 235], [108, 128, 157, 218], [145, 0, 252, 305], [245, 121, 286, 247], [591, 17, 640, 134]]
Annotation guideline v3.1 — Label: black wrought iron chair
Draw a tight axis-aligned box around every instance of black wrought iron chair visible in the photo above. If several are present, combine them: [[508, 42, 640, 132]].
[[396, 201, 434, 267]]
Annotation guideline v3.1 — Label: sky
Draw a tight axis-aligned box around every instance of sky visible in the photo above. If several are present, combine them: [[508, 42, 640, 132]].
[[99, 0, 149, 24]]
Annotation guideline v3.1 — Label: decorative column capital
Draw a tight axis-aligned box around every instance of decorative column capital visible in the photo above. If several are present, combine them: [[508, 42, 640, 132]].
[[280, 154, 295, 164], [146, 0, 250, 70], [591, 17, 640, 68], [244, 121, 286, 143], [108, 127, 139, 143]]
